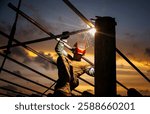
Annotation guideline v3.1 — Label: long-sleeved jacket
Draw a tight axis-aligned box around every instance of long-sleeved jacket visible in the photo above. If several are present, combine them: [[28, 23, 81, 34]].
[[54, 40, 94, 95]]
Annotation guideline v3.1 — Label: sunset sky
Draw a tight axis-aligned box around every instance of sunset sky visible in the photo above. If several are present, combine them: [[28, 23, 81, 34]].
[[0, 0, 150, 96]]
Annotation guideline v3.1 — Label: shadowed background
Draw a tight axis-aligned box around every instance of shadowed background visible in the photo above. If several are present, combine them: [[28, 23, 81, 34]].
[[0, 0, 150, 96]]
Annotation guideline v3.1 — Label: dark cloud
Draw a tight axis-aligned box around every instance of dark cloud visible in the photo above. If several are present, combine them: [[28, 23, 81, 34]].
[[145, 48, 150, 57], [10, 46, 56, 70], [14, 14, 48, 41], [127, 52, 143, 62], [20, 2, 57, 35], [33, 51, 56, 70], [11, 47, 32, 63], [8, 47, 56, 69], [1, 84, 26, 96], [1, 1, 59, 44], [126, 52, 135, 58], [3, 85, 17, 90], [13, 70, 22, 75], [0, 21, 11, 33], [35, 16, 57, 34], [3, 85, 18, 96]]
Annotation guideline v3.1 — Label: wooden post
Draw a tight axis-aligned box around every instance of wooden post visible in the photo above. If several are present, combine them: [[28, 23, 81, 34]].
[[95, 16, 117, 96]]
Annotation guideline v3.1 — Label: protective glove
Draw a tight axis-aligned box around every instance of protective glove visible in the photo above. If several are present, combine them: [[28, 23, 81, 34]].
[[61, 31, 70, 39]]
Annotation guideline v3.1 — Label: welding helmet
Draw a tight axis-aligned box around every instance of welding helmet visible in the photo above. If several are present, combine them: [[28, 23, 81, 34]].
[[73, 42, 86, 55]]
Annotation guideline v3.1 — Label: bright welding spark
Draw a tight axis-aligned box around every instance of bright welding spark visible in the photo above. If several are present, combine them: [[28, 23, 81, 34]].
[[87, 25, 96, 36], [89, 28, 96, 36]]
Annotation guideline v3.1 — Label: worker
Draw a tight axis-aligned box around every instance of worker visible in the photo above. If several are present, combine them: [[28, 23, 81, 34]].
[[54, 31, 94, 96]]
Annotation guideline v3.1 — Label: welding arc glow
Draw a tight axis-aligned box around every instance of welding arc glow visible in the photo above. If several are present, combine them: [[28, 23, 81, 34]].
[[87, 25, 96, 36]]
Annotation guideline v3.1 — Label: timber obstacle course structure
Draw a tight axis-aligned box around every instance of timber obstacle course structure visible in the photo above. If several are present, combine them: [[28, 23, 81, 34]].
[[0, 0, 149, 97]]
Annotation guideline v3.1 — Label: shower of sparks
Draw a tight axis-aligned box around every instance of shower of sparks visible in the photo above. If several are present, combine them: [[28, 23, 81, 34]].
[[82, 25, 96, 49]]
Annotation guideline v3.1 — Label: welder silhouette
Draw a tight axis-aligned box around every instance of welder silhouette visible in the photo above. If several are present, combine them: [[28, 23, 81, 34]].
[[54, 31, 94, 96]]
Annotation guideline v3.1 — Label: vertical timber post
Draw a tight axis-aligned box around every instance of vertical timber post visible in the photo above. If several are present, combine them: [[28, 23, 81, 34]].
[[95, 16, 117, 96]]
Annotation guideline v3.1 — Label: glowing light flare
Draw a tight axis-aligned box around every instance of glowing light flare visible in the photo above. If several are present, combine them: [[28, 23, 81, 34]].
[[26, 50, 37, 57], [87, 25, 96, 36], [26, 50, 55, 57]]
